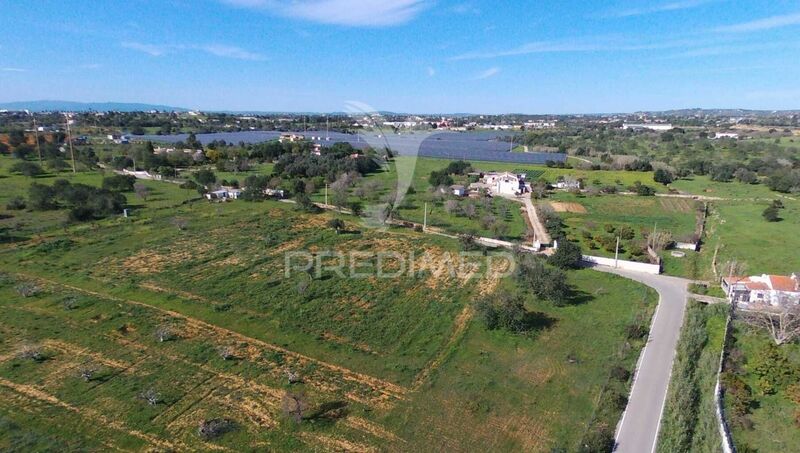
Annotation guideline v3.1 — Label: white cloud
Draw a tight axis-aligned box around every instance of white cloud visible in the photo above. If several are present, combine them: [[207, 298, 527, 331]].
[[475, 67, 500, 80], [200, 44, 266, 61], [121, 42, 266, 61], [606, 0, 716, 18], [450, 38, 698, 61], [1, 67, 26, 72], [713, 12, 800, 33], [427, 66, 436, 77], [122, 42, 168, 56], [221, 0, 426, 27], [671, 41, 799, 57]]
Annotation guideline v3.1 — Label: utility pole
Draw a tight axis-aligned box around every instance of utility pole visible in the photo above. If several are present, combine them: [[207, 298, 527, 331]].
[[31, 112, 42, 165], [65, 113, 76, 173], [614, 236, 620, 268], [423, 202, 428, 232], [324, 183, 328, 207]]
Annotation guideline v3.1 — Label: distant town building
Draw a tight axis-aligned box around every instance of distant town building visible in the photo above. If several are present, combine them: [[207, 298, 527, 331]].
[[524, 121, 557, 129], [107, 134, 130, 144], [622, 123, 674, 132], [279, 133, 304, 143], [713, 132, 739, 140]]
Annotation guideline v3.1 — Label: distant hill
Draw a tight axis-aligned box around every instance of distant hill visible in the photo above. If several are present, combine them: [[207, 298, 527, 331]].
[[0, 100, 188, 112], [636, 108, 800, 117]]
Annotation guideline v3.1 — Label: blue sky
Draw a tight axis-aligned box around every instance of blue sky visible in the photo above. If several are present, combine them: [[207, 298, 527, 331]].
[[1, 0, 800, 113]]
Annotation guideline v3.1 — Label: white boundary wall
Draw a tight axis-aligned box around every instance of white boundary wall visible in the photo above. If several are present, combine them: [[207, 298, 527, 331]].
[[715, 307, 737, 453], [581, 254, 661, 275]]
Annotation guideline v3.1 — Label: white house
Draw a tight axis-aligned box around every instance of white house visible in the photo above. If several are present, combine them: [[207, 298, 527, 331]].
[[722, 273, 800, 308], [713, 132, 739, 140], [263, 188, 286, 198], [205, 187, 242, 201], [553, 177, 581, 190], [481, 172, 529, 196]]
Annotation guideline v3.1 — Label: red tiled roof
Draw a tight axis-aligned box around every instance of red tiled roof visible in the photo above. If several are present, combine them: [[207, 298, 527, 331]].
[[769, 275, 798, 292], [723, 276, 751, 285], [745, 282, 769, 291]]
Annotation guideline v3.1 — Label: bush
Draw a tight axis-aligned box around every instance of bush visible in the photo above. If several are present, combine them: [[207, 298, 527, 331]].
[[101, 175, 136, 192], [15, 283, 41, 298], [516, 254, 570, 305], [198, 418, 236, 440], [473, 290, 528, 333], [654, 169, 674, 185], [628, 181, 656, 196], [548, 239, 583, 269], [6, 197, 26, 210], [9, 161, 44, 177], [762, 205, 780, 222]]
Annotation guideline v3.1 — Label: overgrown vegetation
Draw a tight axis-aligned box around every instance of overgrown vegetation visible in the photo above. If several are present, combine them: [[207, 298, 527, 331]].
[[658, 302, 728, 453]]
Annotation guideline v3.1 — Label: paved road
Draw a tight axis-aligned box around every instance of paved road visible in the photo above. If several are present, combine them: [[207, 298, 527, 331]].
[[591, 265, 690, 453]]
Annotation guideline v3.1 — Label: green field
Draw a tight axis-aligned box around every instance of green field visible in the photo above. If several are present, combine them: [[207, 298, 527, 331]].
[[670, 176, 781, 200], [701, 200, 800, 277], [0, 157, 660, 451], [546, 192, 699, 260]]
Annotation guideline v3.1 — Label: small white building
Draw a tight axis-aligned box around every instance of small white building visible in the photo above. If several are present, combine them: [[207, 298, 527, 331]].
[[722, 274, 800, 308], [553, 177, 581, 190], [713, 132, 739, 140], [205, 187, 242, 201], [450, 185, 466, 197], [263, 188, 286, 199]]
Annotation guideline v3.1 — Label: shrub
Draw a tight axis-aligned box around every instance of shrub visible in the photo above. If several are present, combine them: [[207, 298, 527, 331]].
[[473, 289, 528, 333], [548, 239, 583, 269], [654, 168, 674, 185], [198, 419, 236, 440], [101, 175, 136, 192], [762, 205, 781, 222], [6, 197, 26, 210], [15, 283, 41, 298], [9, 161, 44, 177]]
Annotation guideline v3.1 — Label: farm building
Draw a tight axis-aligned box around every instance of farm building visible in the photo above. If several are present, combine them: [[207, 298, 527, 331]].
[[722, 273, 800, 308], [450, 185, 466, 196]]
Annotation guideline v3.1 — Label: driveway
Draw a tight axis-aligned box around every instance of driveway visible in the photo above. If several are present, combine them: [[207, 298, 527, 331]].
[[590, 265, 690, 453]]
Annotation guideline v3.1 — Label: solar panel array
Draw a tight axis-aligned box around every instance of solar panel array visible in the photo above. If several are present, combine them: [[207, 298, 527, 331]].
[[136, 130, 566, 164]]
